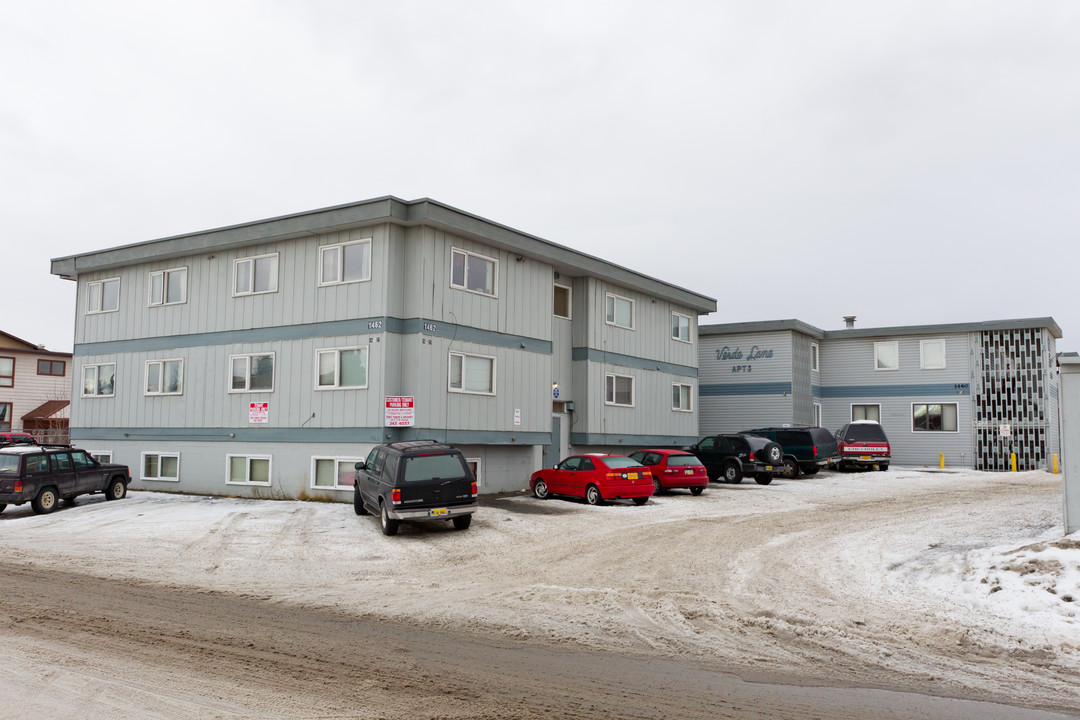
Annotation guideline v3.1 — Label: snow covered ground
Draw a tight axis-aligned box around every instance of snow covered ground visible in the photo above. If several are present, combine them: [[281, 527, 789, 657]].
[[1, 466, 1077, 713]]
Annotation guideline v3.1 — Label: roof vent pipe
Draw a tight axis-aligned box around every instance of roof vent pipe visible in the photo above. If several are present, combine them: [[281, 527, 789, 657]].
[[843, 315, 856, 329]]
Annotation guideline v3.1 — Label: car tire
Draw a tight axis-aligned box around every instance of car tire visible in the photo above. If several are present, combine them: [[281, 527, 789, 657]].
[[763, 442, 783, 465], [690, 486, 704, 496], [879, 463, 890, 472], [379, 502, 399, 536], [755, 474, 774, 485], [782, 458, 800, 479], [31, 487, 58, 514], [105, 477, 127, 501], [0, 503, 6, 514], [652, 475, 664, 495], [452, 515, 472, 530], [353, 486, 368, 515], [632, 496, 648, 506], [723, 462, 743, 484], [804, 467, 820, 476], [533, 479, 549, 500], [585, 484, 604, 505]]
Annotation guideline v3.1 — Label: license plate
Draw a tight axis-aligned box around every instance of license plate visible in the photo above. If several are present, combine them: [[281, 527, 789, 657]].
[[627, 473, 639, 480], [765, 466, 774, 471], [685, 469, 693, 475], [860, 455, 871, 461], [430, 508, 448, 516]]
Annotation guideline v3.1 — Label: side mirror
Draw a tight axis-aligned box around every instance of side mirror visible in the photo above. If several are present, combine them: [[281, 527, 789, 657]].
[[354, 461, 366, 470]]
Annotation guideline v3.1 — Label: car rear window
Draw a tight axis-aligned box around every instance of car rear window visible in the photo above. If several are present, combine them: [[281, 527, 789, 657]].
[[402, 453, 468, 482], [809, 428, 835, 445], [845, 424, 888, 442], [602, 457, 643, 469], [665, 455, 703, 468], [0, 455, 19, 473]]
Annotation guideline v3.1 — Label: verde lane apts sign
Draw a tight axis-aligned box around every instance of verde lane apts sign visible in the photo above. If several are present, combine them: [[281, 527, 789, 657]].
[[716, 346, 775, 374]]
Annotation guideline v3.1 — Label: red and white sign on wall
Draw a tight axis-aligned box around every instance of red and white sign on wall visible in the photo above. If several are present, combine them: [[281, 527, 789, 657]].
[[385, 396, 415, 427], [249, 402, 269, 424]]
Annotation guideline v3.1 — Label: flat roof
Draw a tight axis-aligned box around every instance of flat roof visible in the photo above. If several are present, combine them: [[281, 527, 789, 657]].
[[700, 319, 826, 339], [50, 196, 717, 315], [700, 317, 1062, 340]]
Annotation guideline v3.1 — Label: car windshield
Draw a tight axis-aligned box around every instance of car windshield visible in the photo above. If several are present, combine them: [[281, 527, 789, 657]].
[[602, 457, 643, 469], [665, 455, 703, 468], [0, 455, 19, 473], [845, 424, 888, 442], [402, 453, 468, 482]]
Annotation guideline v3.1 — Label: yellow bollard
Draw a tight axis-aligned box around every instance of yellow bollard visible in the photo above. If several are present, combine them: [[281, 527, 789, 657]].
[[1010, 453, 1017, 472], [939, 453, 945, 469], [1053, 454, 1059, 474]]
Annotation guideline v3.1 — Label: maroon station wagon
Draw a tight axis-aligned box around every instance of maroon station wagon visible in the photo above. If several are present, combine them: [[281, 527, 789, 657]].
[[628, 449, 708, 495]]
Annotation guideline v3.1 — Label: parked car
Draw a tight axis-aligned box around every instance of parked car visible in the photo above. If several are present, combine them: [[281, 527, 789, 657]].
[[353, 440, 478, 536], [834, 421, 891, 471], [0, 432, 37, 447], [627, 449, 708, 495], [738, 426, 840, 478], [0, 444, 131, 515], [531, 454, 652, 505], [686, 434, 784, 485]]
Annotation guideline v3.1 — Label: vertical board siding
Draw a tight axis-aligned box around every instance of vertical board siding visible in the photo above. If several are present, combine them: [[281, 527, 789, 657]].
[[698, 330, 795, 434]]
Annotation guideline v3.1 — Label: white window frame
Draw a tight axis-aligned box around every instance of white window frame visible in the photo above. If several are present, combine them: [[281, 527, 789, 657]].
[[553, 283, 572, 320], [311, 456, 363, 491], [229, 352, 275, 393], [874, 341, 899, 371], [920, 339, 947, 370], [144, 358, 184, 396], [605, 372, 635, 407], [672, 382, 692, 412], [605, 292, 634, 330], [672, 312, 692, 343], [89, 451, 113, 464], [811, 343, 820, 372], [315, 346, 369, 390], [450, 247, 499, 298], [466, 457, 482, 488], [318, 239, 372, 287], [448, 351, 496, 395], [851, 403, 881, 422], [141, 451, 181, 482], [148, 267, 188, 306], [814, 403, 823, 427], [81, 363, 116, 398], [86, 277, 121, 314], [911, 402, 959, 433], [233, 253, 279, 297], [226, 454, 273, 486]]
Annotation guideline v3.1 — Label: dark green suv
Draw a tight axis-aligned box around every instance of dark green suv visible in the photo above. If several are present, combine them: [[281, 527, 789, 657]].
[[738, 426, 839, 478]]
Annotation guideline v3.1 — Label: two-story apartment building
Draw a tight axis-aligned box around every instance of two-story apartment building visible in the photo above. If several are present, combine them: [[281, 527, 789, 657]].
[[0, 330, 72, 442], [51, 197, 716, 497], [699, 317, 1061, 471]]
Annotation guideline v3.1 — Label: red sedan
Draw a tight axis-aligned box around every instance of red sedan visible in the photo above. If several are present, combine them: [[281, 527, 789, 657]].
[[628, 449, 708, 495], [531, 454, 653, 505]]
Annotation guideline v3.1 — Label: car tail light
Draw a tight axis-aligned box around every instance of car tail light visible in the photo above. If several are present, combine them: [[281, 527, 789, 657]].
[[14, 481, 22, 493], [812, 445, 818, 457], [471, 481, 478, 496], [391, 488, 401, 504], [748, 452, 755, 461]]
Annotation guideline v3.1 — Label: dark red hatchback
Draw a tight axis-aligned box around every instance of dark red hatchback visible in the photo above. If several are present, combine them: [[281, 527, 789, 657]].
[[628, 449, 708, 495]]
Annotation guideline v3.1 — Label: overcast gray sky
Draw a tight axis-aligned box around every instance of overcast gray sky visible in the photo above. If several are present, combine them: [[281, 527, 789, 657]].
[[3, 1, 1078, 353]]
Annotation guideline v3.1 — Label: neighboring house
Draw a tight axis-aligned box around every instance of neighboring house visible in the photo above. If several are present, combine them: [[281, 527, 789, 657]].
[[699, 317, 1062, 471], [51, 196, 716, 497], [0, 330, 72, 442]]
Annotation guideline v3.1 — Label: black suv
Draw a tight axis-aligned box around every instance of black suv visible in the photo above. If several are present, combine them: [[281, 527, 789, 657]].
[[353, 440, 478, 536], [0, 444, 131, 515], [739, 426, 840, 478], [686, 434, 784, 485]]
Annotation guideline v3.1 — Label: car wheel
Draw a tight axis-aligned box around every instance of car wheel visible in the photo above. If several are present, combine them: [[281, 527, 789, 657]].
[[533, 479, 549, 499], [755, 474, 774, 486], [0, 503, 6, 514], [782, 458, 799, 479], [723, 463, 743, 484], [452, 515, 472, 530], [690, 486, 704, 496], [804, 467, 820, 476], [585, 484, 604, 505], [632, 496, 648, 506], [652, 475, 663, 495], [105, 477, 127, 501], [879, 463, 890, 472], [32, 487, 58, 514], [353, 486, 368, 515], [379, 502, 399, 536], [763, 442, 783, 465]]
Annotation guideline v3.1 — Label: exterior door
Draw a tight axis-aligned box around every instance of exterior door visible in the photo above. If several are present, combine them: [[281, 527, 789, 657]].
[[545, 415, 564, 469], [47, 452, 78, 497], [71, 449, 106, 494]]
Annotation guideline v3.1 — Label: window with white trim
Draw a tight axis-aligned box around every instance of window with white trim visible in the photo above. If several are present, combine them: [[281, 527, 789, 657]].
[[811, 343, 820, 372], [227, 454, 272, 486], [605, 293, 634, 329], [466, 458, 482, 488], [672, 312, 691, 343], [672, 383, 692, 412], [312, 457, 362, 490], [851, 404, 881, 422], [233, 253, 279, 296], [149, 268, 187, 306], [605, 373, 634, 407], [145, 359, 183, 395], [82, 363, 116, 397], [316, 347, 368, 389], [142, 452, 180, 482], [553, 283, 571, 319], [230, 353, 274, 393], [913, 403, 958, 432], [319, 239, 371, 286], [920, 339, 946, 370], [449, 352, 495, 394], [874, 341, 898, 371], [89, 451, 113, 464], [87, 278, 120, 313], [450, 248, 498, 297], [0, 357, 12, 388]]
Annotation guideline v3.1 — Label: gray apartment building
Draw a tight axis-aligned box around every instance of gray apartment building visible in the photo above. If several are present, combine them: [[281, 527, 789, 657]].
[[51, 197, 716, 497], [699, 317, 1061, 471]]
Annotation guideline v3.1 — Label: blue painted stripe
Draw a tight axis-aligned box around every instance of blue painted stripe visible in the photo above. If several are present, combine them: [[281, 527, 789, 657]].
[[70, 426, 550, 445], [699, 382, 792, 397], [569, 432, 698, 447], [571, 347, 698, 377], [73, 318, 552, 356], [819, 383, 971, 398]]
